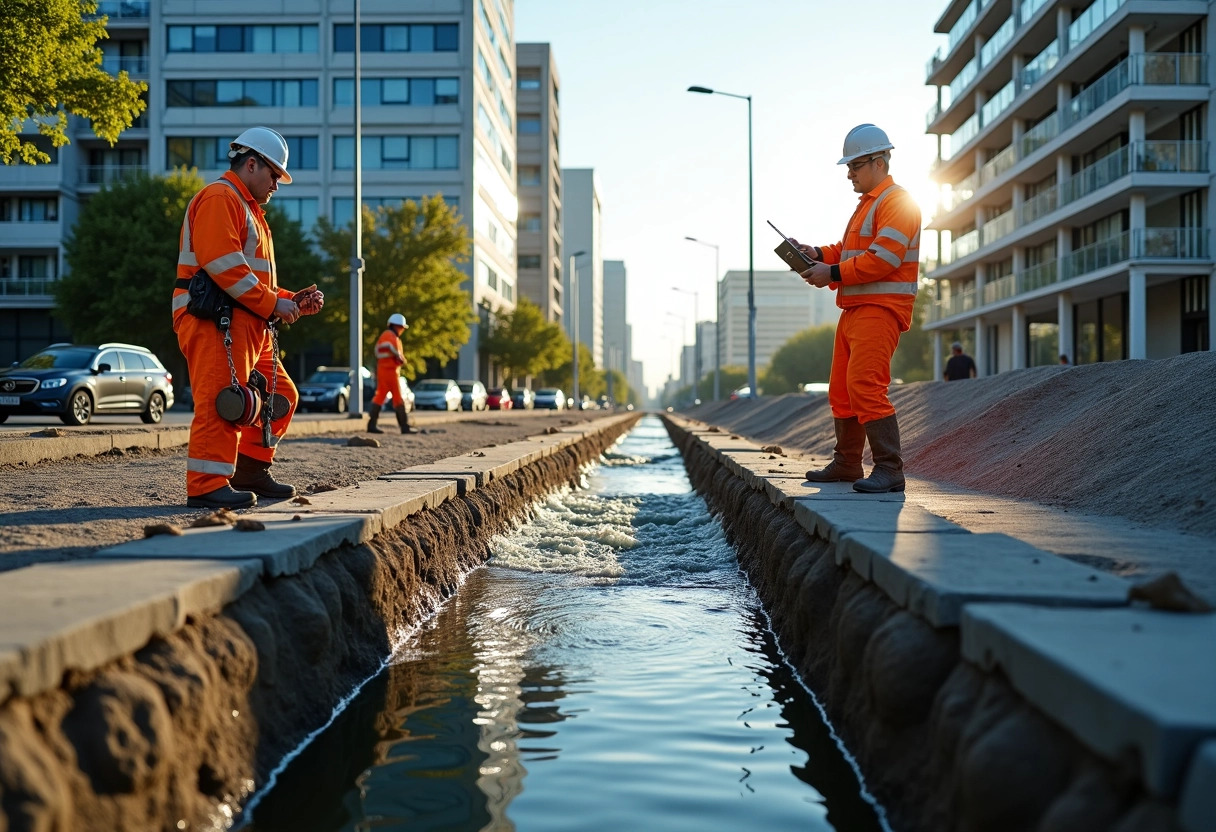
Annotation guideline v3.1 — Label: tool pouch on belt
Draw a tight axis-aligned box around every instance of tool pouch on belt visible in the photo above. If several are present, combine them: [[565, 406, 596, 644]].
[[182, 269, 234, 328]]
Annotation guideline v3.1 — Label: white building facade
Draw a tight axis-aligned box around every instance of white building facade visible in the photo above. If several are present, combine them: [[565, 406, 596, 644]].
[[718, 269, 840, 371], [924, 0, 1215, 377], [560, 168, 603, 366]]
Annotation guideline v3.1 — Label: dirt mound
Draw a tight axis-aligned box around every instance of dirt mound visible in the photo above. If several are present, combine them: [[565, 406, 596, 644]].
[[688, 352, 1216, 537]]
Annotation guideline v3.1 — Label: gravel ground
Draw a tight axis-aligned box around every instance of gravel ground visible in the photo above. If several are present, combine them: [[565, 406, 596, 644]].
[[0, 410, 606, 572]]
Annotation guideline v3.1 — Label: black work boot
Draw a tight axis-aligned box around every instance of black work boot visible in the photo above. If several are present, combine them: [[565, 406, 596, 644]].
[[853, 415, 906, 493], [187, 484, 257, 509], [395, 404, 416, 434], [805, 417, 866, 482], [367, 403, 384, 434], [230, 453, 296, 499]]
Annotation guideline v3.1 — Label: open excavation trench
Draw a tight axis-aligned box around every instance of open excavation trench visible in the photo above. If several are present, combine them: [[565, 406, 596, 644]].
[[0, 416, 637, 832], [662, 418, 1182, 832]]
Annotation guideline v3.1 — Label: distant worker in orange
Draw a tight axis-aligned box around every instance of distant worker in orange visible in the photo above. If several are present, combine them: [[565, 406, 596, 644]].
[[367, 313, 416, 434], [172, 126, 325, 509], [790, 124, 922, 493]]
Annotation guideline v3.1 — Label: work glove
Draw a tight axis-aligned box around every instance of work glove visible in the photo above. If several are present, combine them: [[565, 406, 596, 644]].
[[292, 284, 325, 316]]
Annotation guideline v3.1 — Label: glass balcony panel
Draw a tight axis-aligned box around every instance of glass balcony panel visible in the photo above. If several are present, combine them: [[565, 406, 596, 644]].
[[980, 16, 1015, 68], [1133, 227, 1209, 259], [926, 47, 944, 81], [101, 55, 148, 75], [1019, 0, 1052, 25], [947, 113, 980, 161], [1068, 0, 1125, 50], [0, 278, 57, 297], [949, 57, 980, 102], [942, 170, 979, 213], [980, 80, 1015, 127], [1017, 40, 1059, 93], [1020, 186, 1058, 225], [981, 209, 1015, 246], [1059, 146, 1129, 205], [79, 165, 146, 185], [1131, 140, 1208, 173], [1017, 261, 1058, 293], [926, 100, 942, 128], [1020, 112, 1059, 157], [948, 1, 979, 51], [92, 1, 150, 18], [1063, 231, 1130, 279], [980, 144, 1016, 185], [952, 228, 981, 261], [983, 273, 1016, 304]]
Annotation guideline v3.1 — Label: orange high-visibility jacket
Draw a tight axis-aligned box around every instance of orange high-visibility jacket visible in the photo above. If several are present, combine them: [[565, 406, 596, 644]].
[[817, 175, 921, 331], [374, 329, 405, 368], [171, 170, 292, 327]]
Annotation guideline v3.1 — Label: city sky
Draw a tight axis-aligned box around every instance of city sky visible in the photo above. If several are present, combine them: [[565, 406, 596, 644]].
[[516, 0, 945, 395]]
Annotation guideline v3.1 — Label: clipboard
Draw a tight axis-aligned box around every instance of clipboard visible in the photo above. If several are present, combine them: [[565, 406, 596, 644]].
[[767, 220, 816, 270]]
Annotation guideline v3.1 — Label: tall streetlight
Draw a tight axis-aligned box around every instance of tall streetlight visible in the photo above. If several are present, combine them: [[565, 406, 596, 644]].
[[671, 286, 700, 403], [567, 250, 587, 407], [688, 85, 755, 398], [348, 0, 365, 416], [684, 236, 720, 400]]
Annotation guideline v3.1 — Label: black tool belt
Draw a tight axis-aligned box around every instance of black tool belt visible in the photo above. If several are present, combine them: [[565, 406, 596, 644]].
[[176, 270, 259, 329]]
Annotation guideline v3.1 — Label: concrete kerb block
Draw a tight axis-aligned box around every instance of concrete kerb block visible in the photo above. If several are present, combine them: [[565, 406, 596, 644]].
[[790, 500, 968, 545], [257, 479, 459, 532], [156, 427, 191, 450], [0, 433, 113, 467], [95, 513, 374, 578], [110, 430, 162, 453], [961, 605, 1216, 799], [0, 557, 261, 704], [838, 531, 1129, 627], [1181, 740, 1216, 832]]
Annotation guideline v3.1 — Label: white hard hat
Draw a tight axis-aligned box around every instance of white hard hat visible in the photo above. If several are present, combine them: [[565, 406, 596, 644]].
[[838, 123, 894, 165], [229, 126, 292, 183], [388, 313, 408, 328]]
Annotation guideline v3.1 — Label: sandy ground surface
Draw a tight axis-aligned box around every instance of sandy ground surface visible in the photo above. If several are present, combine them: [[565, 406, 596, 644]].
[[0, 410, 605, 572]]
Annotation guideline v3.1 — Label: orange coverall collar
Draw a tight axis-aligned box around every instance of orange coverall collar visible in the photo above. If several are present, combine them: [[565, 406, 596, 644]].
[[220, 170, 266, 217], [858, 174, 895, 201]]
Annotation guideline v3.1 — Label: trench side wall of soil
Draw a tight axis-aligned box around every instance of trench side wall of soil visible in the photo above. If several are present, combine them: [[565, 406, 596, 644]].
[[663, 418, 1180, 832], [0, 416, 639, 832]]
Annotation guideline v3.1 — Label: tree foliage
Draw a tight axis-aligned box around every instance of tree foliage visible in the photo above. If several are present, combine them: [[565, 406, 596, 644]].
[[264, 203, 327, 358], [540, 342, 600, 398], [1, 0, 147, 164], [764, 324, 836, 394], [313, 196, 474, 378], [891, 282, 935, 382], [481, 296, 568, 383], [58, 168, 204, 389]]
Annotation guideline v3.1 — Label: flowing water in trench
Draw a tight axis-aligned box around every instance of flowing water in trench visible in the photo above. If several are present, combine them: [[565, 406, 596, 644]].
[[241, 416, 888, 832]]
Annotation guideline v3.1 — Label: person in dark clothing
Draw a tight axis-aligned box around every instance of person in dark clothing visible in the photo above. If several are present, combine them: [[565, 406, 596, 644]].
[[944, 341, 977, 381]]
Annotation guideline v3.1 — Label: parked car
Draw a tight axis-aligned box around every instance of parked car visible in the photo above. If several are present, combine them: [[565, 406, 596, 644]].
[[730, 385, 758, 400], [510, 387, 535, 410], [458, 380, 488, 411], [486, 386, 513, 410], [297, 366, 378, 413], [413, 378, 461, 411], [0, 342, 174, 426], [577, 395, 597, 410], [534, 387, 565, 410], [800, 382, 830, 396]]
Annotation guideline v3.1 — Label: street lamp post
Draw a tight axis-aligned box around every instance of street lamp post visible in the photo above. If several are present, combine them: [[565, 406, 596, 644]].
[[688, 85, 755, 398], [349, 0, 365, 415], [567, 250, 587, 408], [683, 236, 720, 400], [671, 286, 699, 403]]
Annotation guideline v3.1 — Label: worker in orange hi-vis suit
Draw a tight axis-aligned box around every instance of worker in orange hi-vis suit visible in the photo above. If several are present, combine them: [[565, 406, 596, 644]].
[[171, 126, 325, 509], [367, 313, 416, 434], [788, 124, 921, 494]]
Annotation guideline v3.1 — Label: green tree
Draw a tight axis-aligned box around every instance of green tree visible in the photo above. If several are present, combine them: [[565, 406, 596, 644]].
[[58, 168, 205, 390], [1, 0, 147, 164], [481, 296, 568, 385], [764, 324, 836, 394], [313, 196, 474, 378], [540, 342, 600, 398], [891, 281, 934, 382], [264, 203, 327, 359]]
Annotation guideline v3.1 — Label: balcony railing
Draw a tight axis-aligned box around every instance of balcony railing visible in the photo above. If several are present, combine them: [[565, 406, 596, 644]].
[[949, 57, 980, 103], [1018, 261, 1058, 293], [79, 165, 147, 185], [1060, 146, 1129, 203], [1068, 0, 1123, 50], [926, 100, 942, 128], [101, 55, 148, 75], [952, 228, 981, 261], [983, 272, 1016, 304], [980, 15, 1016, 67], [948, 0, 980, 51], [1017, 39, 1059, 93], [90, 1, 149, 18], [1019, 187, 1058, 225], [1133, 140, 1208, 172], [1062, 232, 1130, 280], [980, 209, 1016, 246], [0, 278, 57, 297], [980, 80, 1016, 127], [980, 144, 1016, 186], [1134, 226, 1209, 259], [926, 47, 944, 80], [931, 288, 977, 321]]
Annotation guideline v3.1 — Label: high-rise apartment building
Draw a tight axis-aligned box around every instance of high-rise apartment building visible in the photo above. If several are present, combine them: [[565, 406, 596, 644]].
[[602, 259, 628, 374], [514, 43, 562, 323], [924, 0, 1214, 378], [561, 168, 603, 366], [0, 0, 520, 381], [718, 270, 838, 371]]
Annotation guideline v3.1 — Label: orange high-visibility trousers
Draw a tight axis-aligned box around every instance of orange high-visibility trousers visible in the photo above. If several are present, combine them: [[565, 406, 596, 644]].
[[177, 311, 298, 497], [372, 366, 405, 407], [827, 305, 901, 424]]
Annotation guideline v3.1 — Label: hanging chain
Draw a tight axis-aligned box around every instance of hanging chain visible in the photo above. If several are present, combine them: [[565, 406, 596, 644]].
[[221, 316, 239, 388]]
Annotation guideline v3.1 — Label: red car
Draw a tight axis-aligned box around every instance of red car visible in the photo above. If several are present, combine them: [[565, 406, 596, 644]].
[[486, 386, 513, 410]]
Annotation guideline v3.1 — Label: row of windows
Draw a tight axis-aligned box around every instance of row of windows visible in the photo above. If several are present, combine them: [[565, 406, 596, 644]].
[[476, 103, 513, 174], [168, 25, 318, 54], [167, 137, 319, 171], [0, 255, 58, 280], [333, 77, 459, 107], [0, 198, 58, 222], [477, 0, 512, 84], [167, 79, 318, 108], [333, 24, 458, 53], [164, 136, 457, 172], [476, 49, 513, 134], [270, 196, 461, 230]]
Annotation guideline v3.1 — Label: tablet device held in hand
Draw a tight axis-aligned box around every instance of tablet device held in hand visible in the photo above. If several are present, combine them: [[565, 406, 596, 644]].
[[767, 220, 816, 271]]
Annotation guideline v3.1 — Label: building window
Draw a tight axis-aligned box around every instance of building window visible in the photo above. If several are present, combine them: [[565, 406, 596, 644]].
[[518, 165, 541, 187], [333, 135, 459, 170], [520, 212, 541, 232], [17, 198, 58, 222], [284, 136, 319, 170], [518, 70, 541, 91], [273, 197, 319, 230], [167, 79, 318, 107], [167, 25, 318, 53], [17, 255, 57, 279], [331, 195, 460, 229], [333, 77, 459, 107], [333, 23, 458, 53], [166, 137, 230, 169], [519, 118, 541, 134], [518, 254, 541, 269]]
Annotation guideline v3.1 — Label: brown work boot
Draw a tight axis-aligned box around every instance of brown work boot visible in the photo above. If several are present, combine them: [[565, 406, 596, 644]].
[[853, 415, 905, 493], [230, 453, 296, 499], [186, 484, 257, 509], [805, 416, 866, 482], [395, 404, 416, 434], [367, 403, 384, 434]]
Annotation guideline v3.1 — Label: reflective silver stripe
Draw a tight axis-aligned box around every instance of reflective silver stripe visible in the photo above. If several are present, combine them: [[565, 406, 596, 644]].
[[178, 251, 198, 267], [841, 281, 919, 296], [842, 248, 867, 260], [868, 245, 902, 268], [171, 293, 190, 312], [859, 185, 902, 237], [376, 345, 400, 358], [249, 257, 271, 272], [904, 249, 920, 262], [225, 273, 260, 300], [188, 457, 236, 476], [217, 179, 259, 257], [876, 226, 910, 246], [909, 230, 921, 248], [203, 251, 249, 275]]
